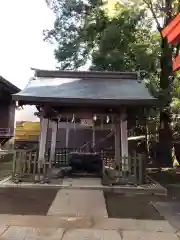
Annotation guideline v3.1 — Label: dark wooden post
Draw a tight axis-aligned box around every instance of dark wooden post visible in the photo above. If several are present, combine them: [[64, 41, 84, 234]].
[[115, 117, 121, 170], [120, 111, 128, 173]]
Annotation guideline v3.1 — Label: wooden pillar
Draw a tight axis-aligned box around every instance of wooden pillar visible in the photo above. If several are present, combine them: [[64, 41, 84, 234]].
[[8, 102, 16, 136], [38, 118, 48, 165], [39, 116, 42, 144], [4, 102, 16, 149], [115, 119, 121, 169], [49, 120, 58, 167], [65, 127, 69, 148], [120, 114, 128, 171], [92, 126, 96, 148]]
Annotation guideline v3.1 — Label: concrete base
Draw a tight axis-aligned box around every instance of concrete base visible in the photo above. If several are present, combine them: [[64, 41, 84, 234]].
[[0, 177, 167, 196]]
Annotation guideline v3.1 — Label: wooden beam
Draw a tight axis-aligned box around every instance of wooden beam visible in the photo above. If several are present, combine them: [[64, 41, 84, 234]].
[[162, 13, 180, 39], [35, 110, 120, 121], [166, 21, 180, 45], [57, 122, 115, 130], [33, 68, 138, 80], [171, 33, 180, 45], [173, 55, 180, 72]]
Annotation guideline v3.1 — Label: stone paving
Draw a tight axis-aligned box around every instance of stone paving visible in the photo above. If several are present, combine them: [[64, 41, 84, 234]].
[[0, 215, 179, 239], [0, 178, 179, 239], [47, 189, 108, 217], [48, 178, 108, 217], [152, 201, 180, 231]]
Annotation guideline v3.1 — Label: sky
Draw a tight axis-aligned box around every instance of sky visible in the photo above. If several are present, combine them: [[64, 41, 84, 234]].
[[0, 0, 131, 122], [0, 0, 56, 121]]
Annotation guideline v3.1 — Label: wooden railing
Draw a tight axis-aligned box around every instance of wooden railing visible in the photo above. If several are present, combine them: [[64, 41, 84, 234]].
[[12, 148, 38, 182], [101, 150, 145, 185], [11, 148, 145, 185]]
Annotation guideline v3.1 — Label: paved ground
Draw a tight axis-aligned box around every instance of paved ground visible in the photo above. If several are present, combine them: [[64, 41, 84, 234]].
[[152, 201, 180, 231], [151, 183, 180, 232], [48, 189, 108, 217], [0, 215, 178, 239], [62, 178, 102, 187], [0, 177, 179, 239], [149, 171, 180, 232], [48, 178, 108, 217]]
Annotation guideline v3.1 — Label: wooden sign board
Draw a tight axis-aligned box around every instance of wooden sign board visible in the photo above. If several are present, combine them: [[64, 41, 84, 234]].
[[80, 119, 93, 126]]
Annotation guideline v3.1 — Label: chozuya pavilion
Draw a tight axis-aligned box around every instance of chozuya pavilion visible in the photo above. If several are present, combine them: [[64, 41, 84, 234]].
[[12, 69, 158, 184]]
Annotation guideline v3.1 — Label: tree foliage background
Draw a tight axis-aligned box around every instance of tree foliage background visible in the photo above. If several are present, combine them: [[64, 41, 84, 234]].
[[44, 0, 180, 164]]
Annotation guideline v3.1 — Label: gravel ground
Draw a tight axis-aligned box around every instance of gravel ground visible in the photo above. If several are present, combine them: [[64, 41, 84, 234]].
[[104, 171, 180, 220], [0, 188, 58, 215], [104, 192, 168, 220], [149, 171, 180, 200], [0, 156, 12, 180]]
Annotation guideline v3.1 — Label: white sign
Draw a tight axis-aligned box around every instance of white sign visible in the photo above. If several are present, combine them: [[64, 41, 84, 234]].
[[80, 119, 93, 126]]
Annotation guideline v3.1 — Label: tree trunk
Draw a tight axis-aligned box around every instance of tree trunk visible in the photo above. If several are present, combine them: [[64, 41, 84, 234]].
[[158, 24, 173, 167]]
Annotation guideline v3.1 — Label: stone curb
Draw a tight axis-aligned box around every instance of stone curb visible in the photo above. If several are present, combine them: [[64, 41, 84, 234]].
[[0, 182, 167, 195]]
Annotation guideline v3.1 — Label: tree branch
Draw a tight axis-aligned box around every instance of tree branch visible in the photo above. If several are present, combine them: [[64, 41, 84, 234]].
[[143, 0, 163, 35]]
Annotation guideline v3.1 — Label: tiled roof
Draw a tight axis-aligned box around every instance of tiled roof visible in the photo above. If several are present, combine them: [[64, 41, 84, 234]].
[[12, 69, 157, 106]]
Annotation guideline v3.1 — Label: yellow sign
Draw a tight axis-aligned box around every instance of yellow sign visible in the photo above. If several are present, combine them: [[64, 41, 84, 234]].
[[15, 121, 40, 140]]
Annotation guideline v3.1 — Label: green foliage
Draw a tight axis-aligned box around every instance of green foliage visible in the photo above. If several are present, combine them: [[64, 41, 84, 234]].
[[44, 0, 180, 124], [90, 10, 156, 71], [44, 0, 106, 69], [141, 0, 180, 144], [45, 1, 160, 80]]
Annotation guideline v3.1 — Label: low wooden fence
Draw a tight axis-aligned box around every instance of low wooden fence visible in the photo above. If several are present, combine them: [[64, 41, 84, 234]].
[[101, 150, 145, 185], [11, 148, 145, 185], [12, 149, 38, 182]]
